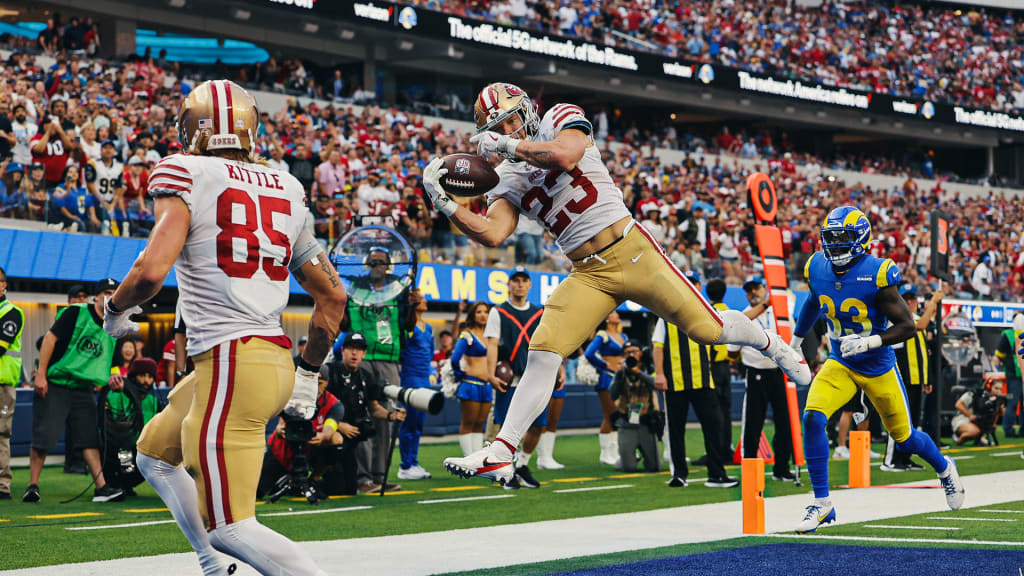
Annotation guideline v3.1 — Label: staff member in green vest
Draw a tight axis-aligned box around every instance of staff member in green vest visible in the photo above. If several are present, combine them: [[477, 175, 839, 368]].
[[884, 283, 942, 471], [653, 270, 738, 489], [995, 312, 1024, 439], [343, 247, 416, 493], [24, 278, 124, 503], [0, 266, 24, 500]]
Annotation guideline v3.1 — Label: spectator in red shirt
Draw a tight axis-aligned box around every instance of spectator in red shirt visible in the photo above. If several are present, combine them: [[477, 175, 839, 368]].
[[29, 117, 72, 188]]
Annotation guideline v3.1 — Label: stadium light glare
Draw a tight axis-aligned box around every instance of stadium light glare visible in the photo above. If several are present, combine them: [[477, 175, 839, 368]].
[[232, 8, 251, 20], [168, 0, 186, 7], [739, 98, 751, 107], [963, 131, 974, 139], [339, 28, 356, 40], [609, 77, 621, 86], [815, 109, 827, 118], [861, 117, 872, 125], [547, 61, 557, 74], [700, 92, 713, 101], [933, 127, 943, 134], [303, 22, 319, 34], [893, 121, 904, 129], [448, 44, 464, 59], [511, 59, 525, 70], [398, 40, 414, 51], [645, 82, 656, 92], [784, 105, 796, 113]]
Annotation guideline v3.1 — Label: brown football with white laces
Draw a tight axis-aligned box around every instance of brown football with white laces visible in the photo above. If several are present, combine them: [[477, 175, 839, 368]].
[[440, 153, 500, 197]]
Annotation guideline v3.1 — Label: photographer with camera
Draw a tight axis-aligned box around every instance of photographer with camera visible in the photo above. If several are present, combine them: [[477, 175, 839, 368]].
[[610, 340, 662, 473], [325, 332, 405, 495], [952, 379, 1006, 446], [258, 364, 345, 502]]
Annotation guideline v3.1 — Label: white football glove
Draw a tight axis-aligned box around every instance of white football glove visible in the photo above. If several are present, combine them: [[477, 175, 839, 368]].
[[103, 300, 143, 338], [422, 157, 457, 217], [839, 334, 882, 357], [789, 335, 805, 362], [284, 366, 318, 420], [469, 131, 519, 162]]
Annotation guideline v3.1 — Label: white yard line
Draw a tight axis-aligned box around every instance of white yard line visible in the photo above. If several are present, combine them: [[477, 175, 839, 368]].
[[766, 534, 1024, 546], [991, 452, 1021, 457], [66, 520, 177, 531], [978, 509, 1024, 514], [8, 469, 1024, 576], [552, 484, 633, 494], [927, 516, 1017, 522], [259, 506, 373, 518], [417, 494, 516, 504], [863, 524, 960, 531]]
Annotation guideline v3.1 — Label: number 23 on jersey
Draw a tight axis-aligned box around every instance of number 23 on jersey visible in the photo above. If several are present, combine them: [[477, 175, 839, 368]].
[[521, 167, 598, 235]]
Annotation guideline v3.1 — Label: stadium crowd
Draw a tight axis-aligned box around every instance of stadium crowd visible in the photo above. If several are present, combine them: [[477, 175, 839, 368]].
[[419, 0, 1024, 115], [0, 18, 1020, 302]]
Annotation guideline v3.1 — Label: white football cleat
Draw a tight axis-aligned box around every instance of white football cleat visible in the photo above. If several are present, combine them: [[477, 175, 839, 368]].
[[397, 465, 431, 480], [444, 444, 516, 486], [763, 332, 812, 386], [939, 456, 965, 511], [832, 446, 850, 460], [536, 456, 565, 470], [795, 501, 836, 534]]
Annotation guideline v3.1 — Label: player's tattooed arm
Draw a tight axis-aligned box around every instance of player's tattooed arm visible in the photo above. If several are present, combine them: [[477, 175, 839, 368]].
[[513, 128, 588, 171], [295, 252, 347, 366], [875, 285, 916, 345]]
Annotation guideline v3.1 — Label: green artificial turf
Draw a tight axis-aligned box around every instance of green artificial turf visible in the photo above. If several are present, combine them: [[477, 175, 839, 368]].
[[1, 426, 1021, 570]]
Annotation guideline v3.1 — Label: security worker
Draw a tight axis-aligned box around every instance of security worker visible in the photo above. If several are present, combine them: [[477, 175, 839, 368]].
[[885, 284, 942, 470], [0, 266, 24, 499], [653, 271, 737, 488]]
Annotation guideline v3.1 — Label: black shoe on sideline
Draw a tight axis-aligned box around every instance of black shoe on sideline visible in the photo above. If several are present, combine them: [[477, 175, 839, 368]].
[[667, 477, 688, 488], [705, 476, 739, 488], [0, 491, 10, 500], [22, 484, 40, 503], [905, 459, 925, 471], [692, 455, 709, 467], [772, 472, 797, 482], [93, 484, 125, 503], [63, 463, 87, 475], [515, 465, 540, 489]]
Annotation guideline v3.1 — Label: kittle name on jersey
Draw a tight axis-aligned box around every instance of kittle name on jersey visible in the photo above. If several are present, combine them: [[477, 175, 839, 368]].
[[226, 163, 285, 190]]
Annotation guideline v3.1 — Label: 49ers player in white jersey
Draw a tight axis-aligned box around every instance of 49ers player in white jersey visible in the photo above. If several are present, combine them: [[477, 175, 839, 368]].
[[425, 83, 811, 486], [103, 80, 344, 576]]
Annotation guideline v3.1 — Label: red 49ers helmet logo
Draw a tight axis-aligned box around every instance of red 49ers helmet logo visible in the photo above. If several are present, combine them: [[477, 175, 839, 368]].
[[505, 84, 522, 96]]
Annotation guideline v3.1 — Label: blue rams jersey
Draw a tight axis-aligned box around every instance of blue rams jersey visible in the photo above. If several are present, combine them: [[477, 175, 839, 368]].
[[804, 252, 901, 376]]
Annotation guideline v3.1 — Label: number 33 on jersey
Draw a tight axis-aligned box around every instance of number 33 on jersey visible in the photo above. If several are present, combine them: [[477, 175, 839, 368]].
[[804, 252, 901, 376], [148, 153, 309, 354], [485, 103, 631, 255]]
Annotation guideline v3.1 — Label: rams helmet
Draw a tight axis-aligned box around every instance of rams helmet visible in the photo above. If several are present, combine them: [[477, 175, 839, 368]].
[[821, 206, 871, 267], [177, 80, 260, 156], [474, 82, 539, 140]]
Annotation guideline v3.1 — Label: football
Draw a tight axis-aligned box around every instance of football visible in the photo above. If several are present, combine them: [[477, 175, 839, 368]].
[[495, 360, 515, 385], [440, 153, 500, 197]]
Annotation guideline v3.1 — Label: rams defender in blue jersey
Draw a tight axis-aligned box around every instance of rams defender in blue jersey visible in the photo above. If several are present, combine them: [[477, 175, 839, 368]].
[[790, 206, 965, 533]]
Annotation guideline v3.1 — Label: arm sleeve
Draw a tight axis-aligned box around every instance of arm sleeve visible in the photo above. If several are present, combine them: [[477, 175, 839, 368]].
[[585, 333, 608, 371], [147, 156, 194, 212], [876, 258, 901, 289], [50, 305, 80, 341], [0, 306, 23, 349], [651, 319, 666, 346], [548, 103, 593, 136], [450, 334, 469, 380], [288, 223, 321, 273], [326, 402, 345, 422], [995, 334, 1009, 359], [794, 290, 823, 338], [483, 307, 502, 340]]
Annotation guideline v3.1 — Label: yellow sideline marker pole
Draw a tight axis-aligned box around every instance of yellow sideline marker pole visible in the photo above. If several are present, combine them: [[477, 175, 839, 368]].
[[742, 458, 765, 534], [849, 430, 871, 488]]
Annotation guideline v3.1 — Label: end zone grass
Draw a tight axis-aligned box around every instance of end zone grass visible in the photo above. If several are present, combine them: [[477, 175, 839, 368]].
[[1, 428, 1021, 571]]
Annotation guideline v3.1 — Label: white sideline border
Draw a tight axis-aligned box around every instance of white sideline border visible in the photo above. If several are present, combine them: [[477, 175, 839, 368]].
[[7, 469, 1024, 576]]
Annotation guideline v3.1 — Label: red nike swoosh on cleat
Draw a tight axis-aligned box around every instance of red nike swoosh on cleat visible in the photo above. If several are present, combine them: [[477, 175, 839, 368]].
[[477, 459, 512, 474]]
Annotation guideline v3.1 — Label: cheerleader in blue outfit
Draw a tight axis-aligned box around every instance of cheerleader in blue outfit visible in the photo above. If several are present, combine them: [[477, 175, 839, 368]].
[[451, 302, 493, 456], [585, 310, 626, 466]]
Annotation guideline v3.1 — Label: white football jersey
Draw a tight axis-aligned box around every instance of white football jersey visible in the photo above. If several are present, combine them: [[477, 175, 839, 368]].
[[148, 154, 309, 356], [486, 103, 631, 255], [85, 159, 124, 204]]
